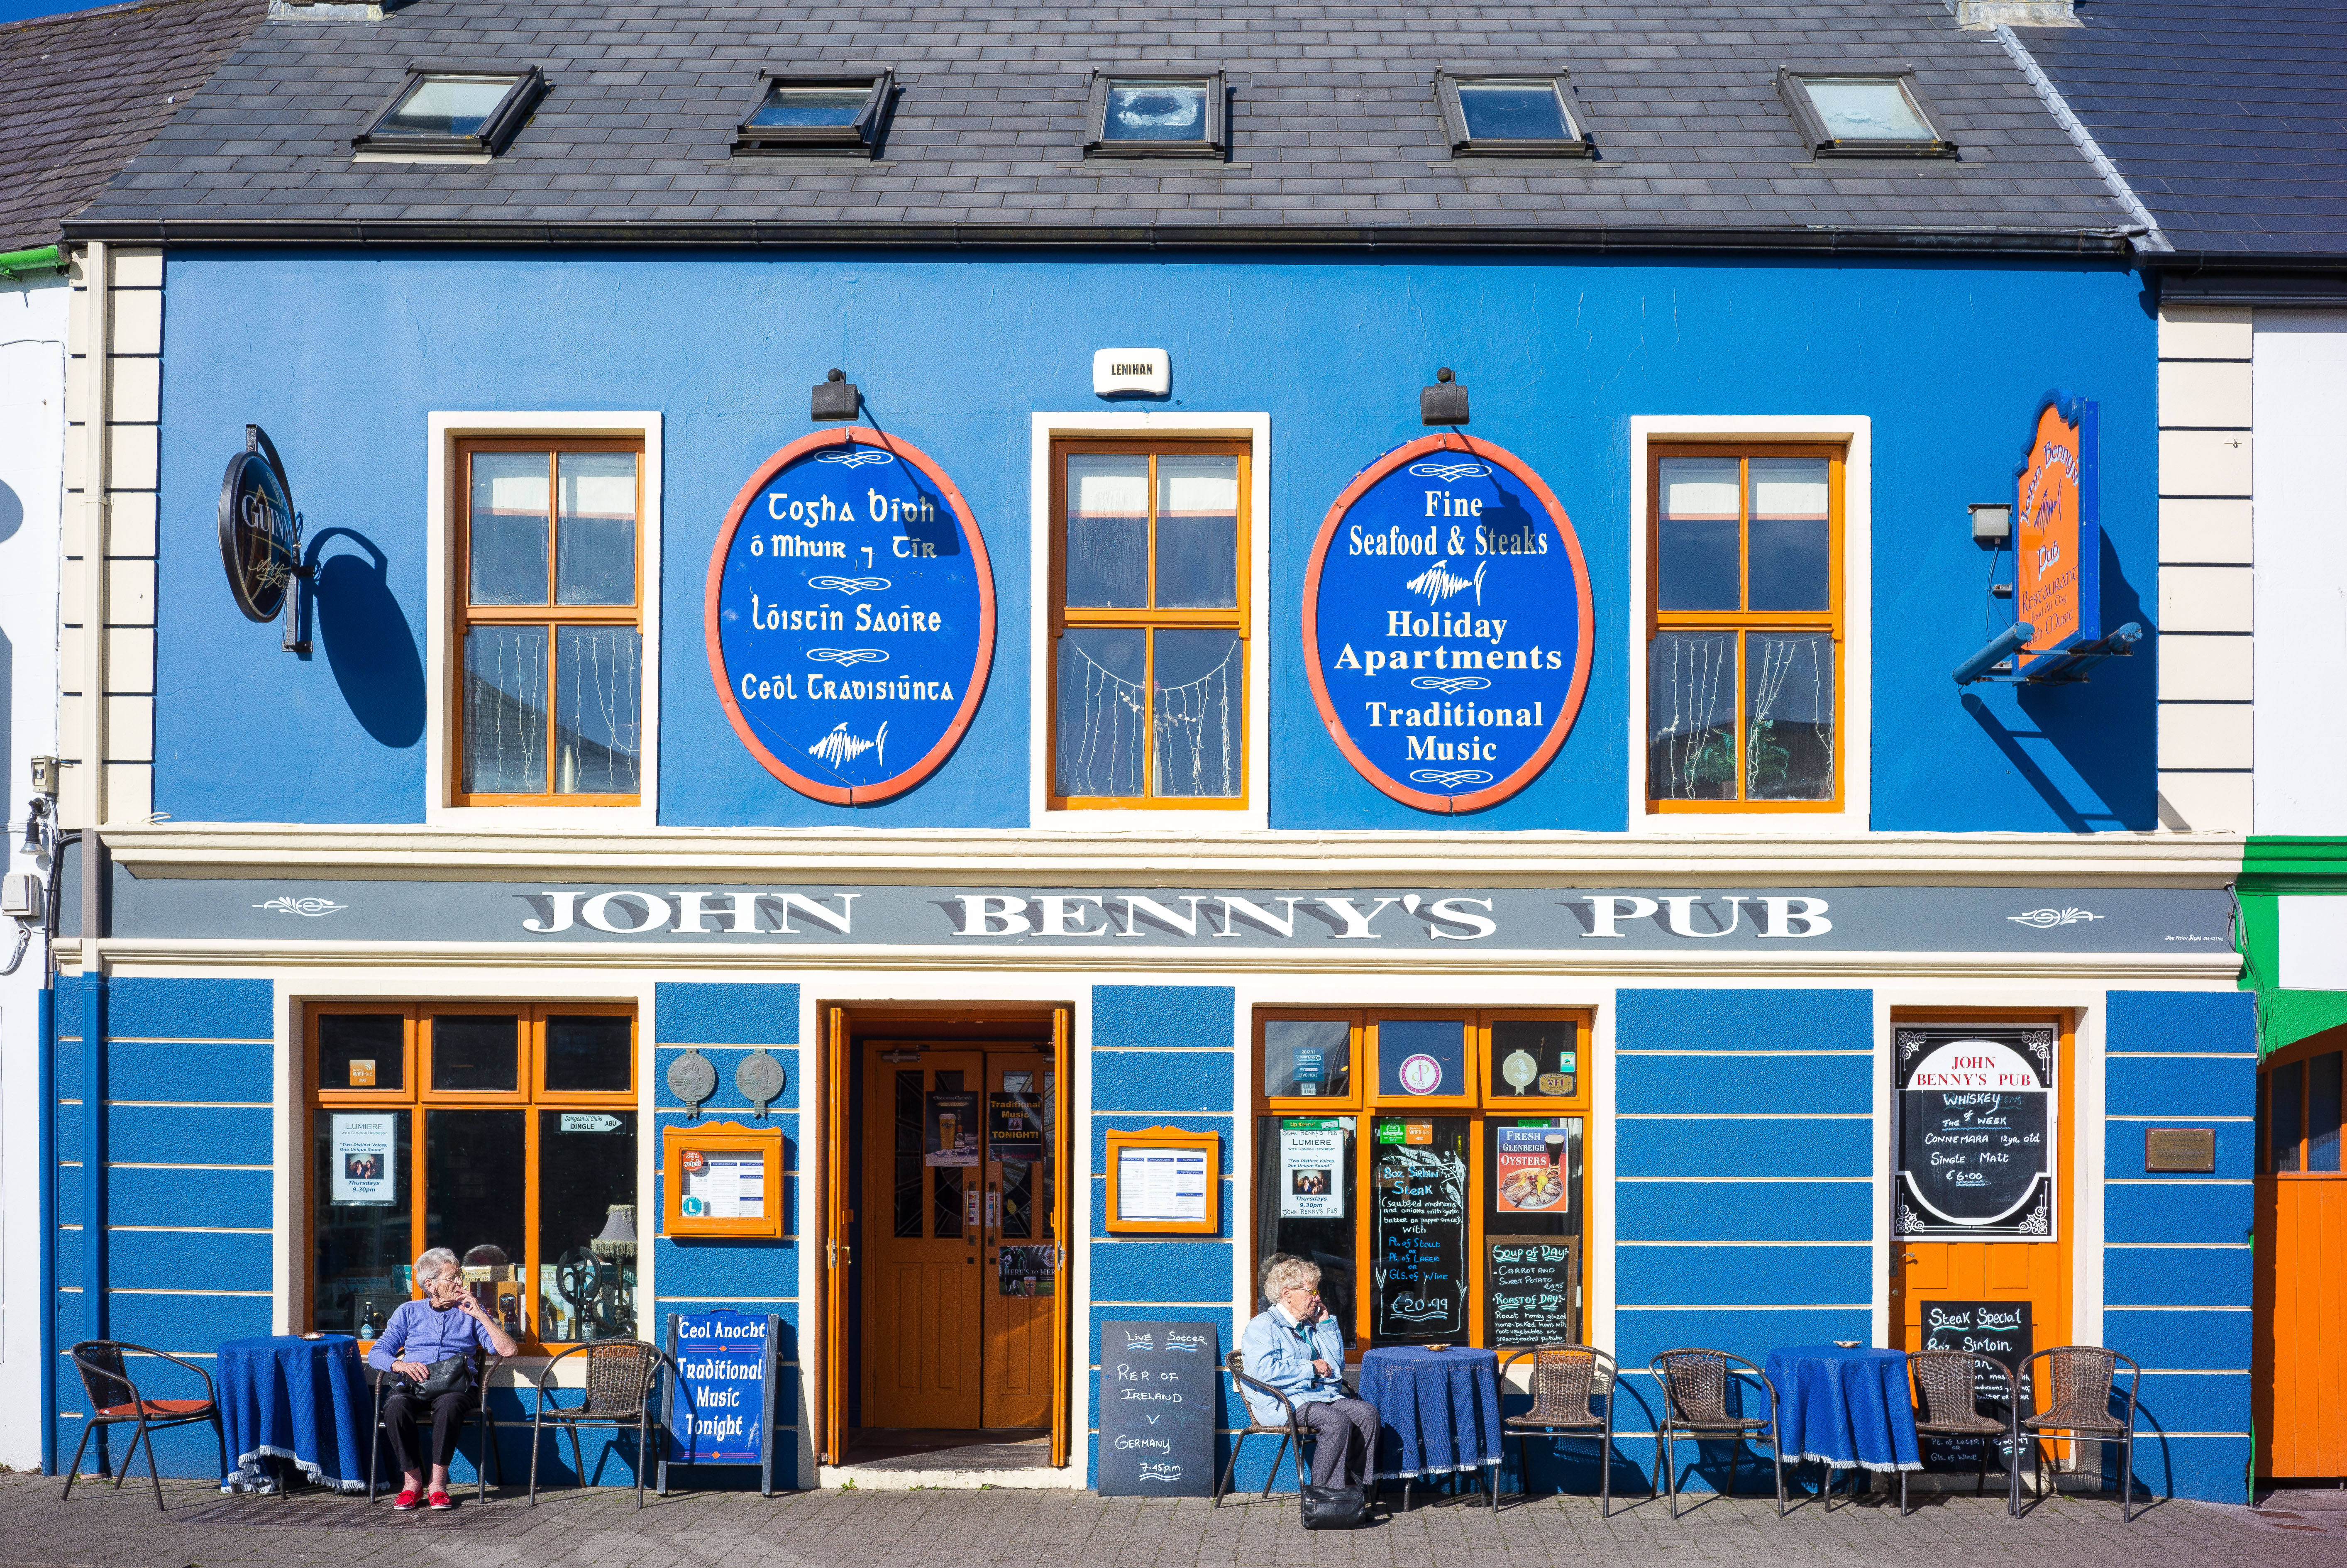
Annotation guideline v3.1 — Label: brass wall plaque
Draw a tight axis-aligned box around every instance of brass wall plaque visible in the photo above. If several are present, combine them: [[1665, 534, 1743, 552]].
[[2144, 1127, 2216, 1173]]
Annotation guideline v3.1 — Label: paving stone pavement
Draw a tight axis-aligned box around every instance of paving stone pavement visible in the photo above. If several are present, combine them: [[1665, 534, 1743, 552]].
[[0, 1475, 2341, 1568]]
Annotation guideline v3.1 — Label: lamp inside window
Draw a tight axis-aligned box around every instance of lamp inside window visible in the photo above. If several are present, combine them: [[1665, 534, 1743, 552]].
[[1436, 71, 1588, 157], [1778, 69, 1954, 157], [356, 68, 545, 157], [1085, 70, 1226, 156], [736, 70, 892, 155]]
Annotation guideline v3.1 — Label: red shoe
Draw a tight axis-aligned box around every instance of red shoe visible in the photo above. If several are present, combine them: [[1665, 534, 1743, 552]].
[[428, 1489, 454, 1511], [392, 1489, 420, 1510]]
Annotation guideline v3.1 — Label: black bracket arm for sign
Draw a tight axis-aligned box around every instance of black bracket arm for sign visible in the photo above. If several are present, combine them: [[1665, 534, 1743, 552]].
[[1953, 620, 2144, 686]]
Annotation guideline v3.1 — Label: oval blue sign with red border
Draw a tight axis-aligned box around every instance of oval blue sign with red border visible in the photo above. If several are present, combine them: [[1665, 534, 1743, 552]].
[[705, 427, 995, 805], [1303, 433, 1594, 813]]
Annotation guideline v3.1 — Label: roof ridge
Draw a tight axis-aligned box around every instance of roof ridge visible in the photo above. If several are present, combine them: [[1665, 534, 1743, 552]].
[[0, 0, 226, 37]]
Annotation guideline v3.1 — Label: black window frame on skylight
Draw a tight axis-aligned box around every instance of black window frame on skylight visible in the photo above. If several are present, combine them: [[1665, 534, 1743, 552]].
[[1083, 68, 1228, 159], [352, 65, 547, 158], [1777, 68, 1956, 159], [733, 68, 895, 157], [1434, 70, 1590, 158]]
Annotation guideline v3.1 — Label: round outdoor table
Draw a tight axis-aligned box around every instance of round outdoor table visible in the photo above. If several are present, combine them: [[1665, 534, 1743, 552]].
[[215, 1334, 370, 1494], [1358, 1346, 1504, 1510], [1763, 1344, 1920, 1506]]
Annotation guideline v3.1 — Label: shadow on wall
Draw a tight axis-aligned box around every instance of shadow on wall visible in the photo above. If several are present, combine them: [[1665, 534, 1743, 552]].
[[0, 476, 23, 542], [1962, 533, 2157, 832], [308, 528, 424, 749]]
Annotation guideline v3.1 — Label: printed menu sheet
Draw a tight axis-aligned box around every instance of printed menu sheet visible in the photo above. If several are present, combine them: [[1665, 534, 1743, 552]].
[[680, 1151, 765, 1219], [1116, 1147, 1208, 1223]]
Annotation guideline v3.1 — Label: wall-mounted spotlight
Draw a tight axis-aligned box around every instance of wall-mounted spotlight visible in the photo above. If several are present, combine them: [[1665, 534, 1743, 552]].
[[1969, 501, 2012, 548], [812, 367, 860, 421], [1421, 366, 1469, 426]]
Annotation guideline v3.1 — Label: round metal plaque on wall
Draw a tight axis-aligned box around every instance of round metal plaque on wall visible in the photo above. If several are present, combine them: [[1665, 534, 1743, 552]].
[[667, 1049, 717, 1115], [217, 426, 300, 622], [736, 1049, 786, 1117]]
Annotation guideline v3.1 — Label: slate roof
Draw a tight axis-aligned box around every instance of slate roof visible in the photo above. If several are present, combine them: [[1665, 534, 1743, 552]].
[[68, 0, 2141, 248], [0, 0, 268, 253], [2015, 1, 2347, 256]]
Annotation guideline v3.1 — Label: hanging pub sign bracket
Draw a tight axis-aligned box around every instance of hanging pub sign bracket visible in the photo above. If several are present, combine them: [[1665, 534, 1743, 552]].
[[1953, 619, 2142, 686], [217, 423, 312, 653]]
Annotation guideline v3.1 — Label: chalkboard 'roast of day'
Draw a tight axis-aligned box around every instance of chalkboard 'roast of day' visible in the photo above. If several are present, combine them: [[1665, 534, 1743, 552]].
[[1095, 1321, 1216, 1497], [1895, 1027, 2056, 1239]]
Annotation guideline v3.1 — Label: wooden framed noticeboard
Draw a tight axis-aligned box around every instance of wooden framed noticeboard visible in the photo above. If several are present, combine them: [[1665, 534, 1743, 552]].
[[663, 1121, 785, 1240], [1104, 1126, 1219, 1236]]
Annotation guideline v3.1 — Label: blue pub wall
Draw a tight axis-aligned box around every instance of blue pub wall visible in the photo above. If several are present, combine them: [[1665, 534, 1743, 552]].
[[150, 251, 2156, 832]]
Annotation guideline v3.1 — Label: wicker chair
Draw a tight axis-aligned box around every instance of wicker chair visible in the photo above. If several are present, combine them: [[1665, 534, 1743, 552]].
[[1649, 1348, 1785, 1519], [528, 1340, 680, 1509], [1214, 1351, 1313, 1507], [366, 1349, 502, 1504], [2013, 1346, 2142, 1522], [1902, 1350, 2018, 1517], [1496, 1344, 1638, 1517], [61, 1341, 224, 1511]]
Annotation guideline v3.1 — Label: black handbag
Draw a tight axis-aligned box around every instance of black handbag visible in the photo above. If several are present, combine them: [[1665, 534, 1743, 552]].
[[395, 1354, 473, 1402], [1298, 1482, 1370, 1529]]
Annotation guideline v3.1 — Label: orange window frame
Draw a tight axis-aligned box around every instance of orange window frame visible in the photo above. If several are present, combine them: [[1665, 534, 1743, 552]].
[[1647, 442, 1846, 812], [305, 1001, 638, 1351], [452, 437, 645, 808], [1250, 1007, 1593, 1349], [2258, 1035, 2347, 1177], [1047, 438, 1251, 811]]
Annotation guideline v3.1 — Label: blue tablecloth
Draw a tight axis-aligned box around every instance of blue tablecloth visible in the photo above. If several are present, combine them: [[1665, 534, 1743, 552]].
[[1359, 1346, 1504, 1479], [1763, 1345, 1921, 1473], [216, 1334, 371, 1493]]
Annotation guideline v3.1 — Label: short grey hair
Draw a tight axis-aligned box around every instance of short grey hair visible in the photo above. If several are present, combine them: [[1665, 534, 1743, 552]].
[[413, 1247, 461, 1284], [1263, 1257, 1321, 1301]]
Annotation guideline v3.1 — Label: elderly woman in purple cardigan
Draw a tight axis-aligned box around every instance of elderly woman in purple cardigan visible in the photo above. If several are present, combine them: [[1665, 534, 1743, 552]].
[[367, 1247, 519, 1510]]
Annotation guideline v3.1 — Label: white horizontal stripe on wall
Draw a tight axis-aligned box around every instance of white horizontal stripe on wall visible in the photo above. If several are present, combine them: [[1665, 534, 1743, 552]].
[[1615, 1112, 1868, 1121], [1619, 1241, 1868, 1248]]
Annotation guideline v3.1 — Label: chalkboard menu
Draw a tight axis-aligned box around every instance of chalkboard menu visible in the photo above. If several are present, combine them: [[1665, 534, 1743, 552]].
[[1918, 1300, 2032, 1468], [1096, 1321, 1217, 1496], [1487, 1238, 1579, 1347], [1895, 1027, 2056, 1239], [1371, 1120, 1468, 1343]]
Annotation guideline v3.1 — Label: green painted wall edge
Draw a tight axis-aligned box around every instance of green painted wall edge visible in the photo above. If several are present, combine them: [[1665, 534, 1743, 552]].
[[2239, 838, 2347, 1057]]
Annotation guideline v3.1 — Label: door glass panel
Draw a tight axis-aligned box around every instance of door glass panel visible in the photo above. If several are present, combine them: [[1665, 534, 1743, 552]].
[[1657, 456, 1740, 611], [1151, 628, 1241, 798], [1055, 628, 1146, 797], [424, 1109, 527, 1304], [432, 1014, 520, 1092], [313, 1109, 413, 1336], [933, 1068, 966, 1239], [1256, 1115, 1356, 1329], [1488, 1019, 1576, 1100], [1745, 632, 1834, 801], [1649, 630, 1736, 800], [555, 452, 637, 606], [2272, 1062, 2305, 1173], [894, 1068, 924, 1238], [462, 624, 549, 794], [1064, 455, 1148, 607], [469, 452, 550, 606], [1264, 1018, 1350, 1099], [544, 1015, 631, 1092], [1368, 1115, 1470, 1345], [320, 1013, 403, 1092], [1746, 457, 1831, 611], [1153, 455, 1239, 608], [536, 1109, 637, 1342], [2310, 1052, 2342, 1173]]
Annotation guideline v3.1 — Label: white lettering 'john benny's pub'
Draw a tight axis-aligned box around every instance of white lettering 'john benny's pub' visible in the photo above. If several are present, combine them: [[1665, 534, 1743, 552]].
[[14, 0, 2270, 1514]]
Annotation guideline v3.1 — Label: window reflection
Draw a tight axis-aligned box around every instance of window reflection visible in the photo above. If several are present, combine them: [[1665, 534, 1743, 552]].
[[1649, 631, 1737, 800], [536, 1111, 637, 1342], [1065, 456, 1148, 607], [1151, 630, 1241, 798], [469, 452, 550, 606], [1745, 633, 1834, 800]]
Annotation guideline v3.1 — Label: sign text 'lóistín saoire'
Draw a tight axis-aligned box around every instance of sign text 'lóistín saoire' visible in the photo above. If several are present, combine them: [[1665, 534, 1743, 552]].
[[1304, 433, 1594, 812], [707, 427, 995, 804]]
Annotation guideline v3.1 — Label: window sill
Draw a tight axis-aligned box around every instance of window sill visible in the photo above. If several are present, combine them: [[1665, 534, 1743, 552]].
[[352, 150, 495, 166], [427, 804, 656, 831]]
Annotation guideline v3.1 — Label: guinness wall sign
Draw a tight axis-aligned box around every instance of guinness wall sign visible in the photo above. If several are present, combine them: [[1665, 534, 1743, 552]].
[[217, 424, 308, 647]]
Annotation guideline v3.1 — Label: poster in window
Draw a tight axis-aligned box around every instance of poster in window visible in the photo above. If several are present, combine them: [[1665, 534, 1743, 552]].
[[331, 1113, 397, 1203], [925, 1090, 979, 1168], [988, 1090, 1044, 1163], [1493, 1126, 1571, 1213], [1895, 1027, 2055, 1239], [1279, 1119, 1344, 1219]]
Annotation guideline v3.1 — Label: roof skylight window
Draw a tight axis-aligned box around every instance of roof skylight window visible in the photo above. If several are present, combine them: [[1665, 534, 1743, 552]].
[[1435, 71, 1588, 157], [1778, 69, 1955, 158], [1084, 69, 1226, 157], [354, 68, 545, 158], [734, 69, 894, 156]]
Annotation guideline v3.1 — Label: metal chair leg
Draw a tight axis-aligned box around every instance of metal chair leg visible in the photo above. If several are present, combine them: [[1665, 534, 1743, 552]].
[[2120, 1429, 2134, 1524], [528, 1414, 542, 1505], [61, 1419, 97, 1501], [569, 1425, 587, 1490], [1771, 1433, 1785, 1518], [1663, 1425, 1678, 1519], [1260, 1434, 1287, 1500], [637, 1412, 648, 1510], [1213, 1431, 1244, 1506]]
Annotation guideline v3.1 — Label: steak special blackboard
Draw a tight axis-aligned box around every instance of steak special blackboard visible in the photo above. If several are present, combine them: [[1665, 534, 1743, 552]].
[[1918, 1299, 2032, 1468], [1371, 1121, 1468, 1343], [1096, 1320, 1217, 1496], [1487, 1239, 1579, 1347], [1895, 1027, 2056, 1239]]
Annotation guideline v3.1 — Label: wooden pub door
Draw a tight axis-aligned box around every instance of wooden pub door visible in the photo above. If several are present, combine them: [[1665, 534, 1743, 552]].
[[856, 1040, 1058, 1433]]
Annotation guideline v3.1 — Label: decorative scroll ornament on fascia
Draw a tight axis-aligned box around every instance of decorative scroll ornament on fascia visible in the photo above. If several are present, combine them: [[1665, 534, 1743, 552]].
[[253, 895, 347, 917], [2008, 907, 2102, 928]]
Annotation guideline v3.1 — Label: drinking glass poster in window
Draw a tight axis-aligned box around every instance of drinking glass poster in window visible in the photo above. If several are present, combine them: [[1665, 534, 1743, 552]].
[[1304, 435, 1593, 812], [709, 431, 994, 804]]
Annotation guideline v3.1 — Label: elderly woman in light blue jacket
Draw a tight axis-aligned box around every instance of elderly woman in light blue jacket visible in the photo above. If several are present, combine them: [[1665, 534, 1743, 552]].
[[1238, 1256, 1379, 1489]]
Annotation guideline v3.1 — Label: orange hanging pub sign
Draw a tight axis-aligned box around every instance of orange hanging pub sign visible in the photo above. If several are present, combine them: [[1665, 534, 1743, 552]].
[[2012, 392, 2100, 672]]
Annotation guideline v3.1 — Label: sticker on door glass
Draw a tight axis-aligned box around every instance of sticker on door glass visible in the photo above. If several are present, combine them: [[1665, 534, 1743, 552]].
[[1397, 1054, 1443, 1094]]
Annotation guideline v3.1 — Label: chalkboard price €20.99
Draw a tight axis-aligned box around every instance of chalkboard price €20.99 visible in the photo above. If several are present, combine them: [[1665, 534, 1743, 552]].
[[1895, 1028, 2056, 1240]]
